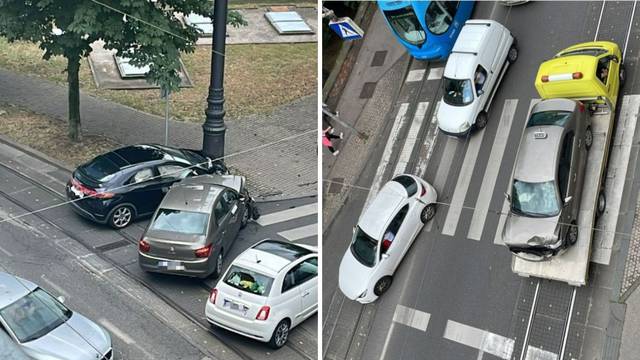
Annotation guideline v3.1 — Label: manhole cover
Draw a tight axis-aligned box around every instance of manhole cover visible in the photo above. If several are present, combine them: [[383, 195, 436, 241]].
[[371, 51, 387, 67], [360, 82, 377, 99], [328, 178, 344, 194]]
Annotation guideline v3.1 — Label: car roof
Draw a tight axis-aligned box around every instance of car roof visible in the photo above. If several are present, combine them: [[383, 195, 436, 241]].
[[0, 273, 37, 309], [451, 21, 492, 55], [233, 240, 316, 278], [179, 174, 244, 194], [359, 181, 407, 239], [514, 125, 564, 183], [444, 52, 476, 79], [160, 181, 223, 213]]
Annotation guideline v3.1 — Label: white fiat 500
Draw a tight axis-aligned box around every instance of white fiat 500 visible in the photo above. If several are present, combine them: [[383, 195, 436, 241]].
[[205, 239, 317, 349], [339, 174, 437, 303]]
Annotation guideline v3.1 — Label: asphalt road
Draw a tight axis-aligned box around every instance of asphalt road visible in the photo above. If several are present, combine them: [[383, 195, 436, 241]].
[[323, 2, 640, 360], [0, 140, 318, 360]]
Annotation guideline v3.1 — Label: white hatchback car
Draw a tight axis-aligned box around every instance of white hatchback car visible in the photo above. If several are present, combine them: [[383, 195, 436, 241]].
[[436, 19, 517, 136], [205, 239, 317, 349], [339, 174, 437, 303]]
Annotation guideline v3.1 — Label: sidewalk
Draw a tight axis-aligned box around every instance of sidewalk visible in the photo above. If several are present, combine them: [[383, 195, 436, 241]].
[[322, 8, 409, 229], [0, 68, 316, 200]]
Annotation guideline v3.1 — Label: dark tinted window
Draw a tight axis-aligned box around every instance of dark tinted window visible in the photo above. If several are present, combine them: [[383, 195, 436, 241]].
[[425, 1, 458, 35], [350, 227, 377, 267], [558, 132, 574, 199], [213, 197, 229, 226], [78, 154, 121, 182], [443, 77, 474, 106], [282, 257, 317, 293], [253, 240, 312, 260], [114, 146, 167, 165], [382, 205, 409, 256], [392, 175, 418, 197], [527, 111, 572, 127], [557, 48, 607, 57]]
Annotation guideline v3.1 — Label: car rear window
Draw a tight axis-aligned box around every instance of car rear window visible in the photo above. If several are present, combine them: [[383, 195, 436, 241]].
[[224, 266, 273, 296], [557, 48, 607, 57], [114, 146, 168, 164], [252, 240, 312, 260], [151, 209, 209, 235], [527, 111, 571, 127], [78, 154, 121, 182], [392, 175, 418, 196]]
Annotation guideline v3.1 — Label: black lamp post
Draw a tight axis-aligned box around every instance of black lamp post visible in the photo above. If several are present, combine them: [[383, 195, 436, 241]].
[[202, 0, 228, 160]]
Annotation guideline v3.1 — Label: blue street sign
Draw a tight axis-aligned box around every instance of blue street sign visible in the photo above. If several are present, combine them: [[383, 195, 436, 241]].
[[329, 17, 364, 40]]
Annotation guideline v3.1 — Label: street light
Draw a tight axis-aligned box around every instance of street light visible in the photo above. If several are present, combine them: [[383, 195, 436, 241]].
[[202, 0, 228, 160]]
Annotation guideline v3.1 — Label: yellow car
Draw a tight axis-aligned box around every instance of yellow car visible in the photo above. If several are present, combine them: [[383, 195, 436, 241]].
[[535, 41, 624, 111]]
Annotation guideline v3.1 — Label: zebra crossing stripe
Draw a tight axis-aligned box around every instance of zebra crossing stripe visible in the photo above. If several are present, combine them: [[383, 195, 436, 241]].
[[277, 224, 317, 242], [443, 320, 514, 359], [256, 203, 317, 226], [394, 102, 429, 175]]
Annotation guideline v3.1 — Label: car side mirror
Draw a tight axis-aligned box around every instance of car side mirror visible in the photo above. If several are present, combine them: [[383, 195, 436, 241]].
[[564, 196, 573, 205], [57, 296, 65, 304], [504, 192, 511, 203], [239, 195, 247, 203], [609, 55, 619, 63], [477, 89, 484, 96], [231, 204, 238, 215], [352, 226, 356, 234], [381, 253, 390, 260]]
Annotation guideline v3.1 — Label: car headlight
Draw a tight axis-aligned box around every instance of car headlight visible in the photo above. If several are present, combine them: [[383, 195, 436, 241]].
[[458, 121, 471, 132], [358, 289, 368, 299]]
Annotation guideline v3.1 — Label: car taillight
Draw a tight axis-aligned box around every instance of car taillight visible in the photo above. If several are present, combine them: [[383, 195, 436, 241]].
[[541, 75, 549, 82], [420, 184, 426, 197], [94, 191, 115, 199], [572, 72, 583, 79], [139, 239, 150, 253], [578, 101, 585, 112], [195, 244, 213, 258], [209, 288, 218, 304], [71, 178, 113, 199], [256, 306, 270, 321]]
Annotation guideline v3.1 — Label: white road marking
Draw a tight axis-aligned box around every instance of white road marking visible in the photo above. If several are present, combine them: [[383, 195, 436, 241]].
[[100, 318, 135, 345], [277, 224, 317, 241], [623, 1, 638, 58], [415, 101, 440, 178], [40, 274, 70, 299], [593, 95, 640, 265], [379, 322, 396, 360], [427, 67, 444, 81], [392, 304, 431, 331], [442, 129, 486, 237], [468, 100, 518, 240], [525, 346, 558, 360], [406, 69, 426, 82], [393, 102, 429, 175], [364, 103, 410, 210], [425, 135, 457, 232], [520, 280, 540, 360], [594, 0, 606, 41], [443, 320, 514, 359], [559, 287, 577, 360], [256, 203, 317, 226], [0, 244, 12, 257]]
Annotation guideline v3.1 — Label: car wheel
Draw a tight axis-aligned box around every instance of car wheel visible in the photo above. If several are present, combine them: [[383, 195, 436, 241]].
[[109, 205, 134, 229], [373, 276, 393, 297], [420, 204, 436, 223], [567, 221, 578, 246], [475, 112, 488, 130], [212, 251, 223, 278], [620, 64, 626, 87], [240, 207, 249, 229], [507, 44, 518, 63], [585, 126, 593, 150], [596, 189, 607, 218], [268, 320, 290, 349]]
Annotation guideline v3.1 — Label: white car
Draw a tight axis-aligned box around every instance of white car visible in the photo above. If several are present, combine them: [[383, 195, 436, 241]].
[[205, 239, 317, 349], [339, 174, 437, 304], [437, 19, 517, 136]]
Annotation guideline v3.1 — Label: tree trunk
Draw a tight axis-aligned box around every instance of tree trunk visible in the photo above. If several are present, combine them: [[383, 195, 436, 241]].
[[67, 53, 81, 141]]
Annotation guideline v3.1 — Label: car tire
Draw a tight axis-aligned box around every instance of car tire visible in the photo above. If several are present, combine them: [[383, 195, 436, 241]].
[[108, 205, 134, 229], [567, 221, 578, 246], [585, 126, 593, 150], [420, 204, 437, 223], [620, 64, 626, 87], [373, 276, 393, 297], [475, 111, 488, 130], [596, 189, 607, 218], [507, 44, 518, 63], [212, 251, 223, 278], [268, 319, 290, 349], [240, 207, 249, 229]]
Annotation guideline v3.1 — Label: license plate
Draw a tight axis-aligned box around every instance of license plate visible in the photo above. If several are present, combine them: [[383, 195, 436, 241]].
[[158, 260, 184, 270], [223, 299, 249, 316], [70, 186, 84, 199]]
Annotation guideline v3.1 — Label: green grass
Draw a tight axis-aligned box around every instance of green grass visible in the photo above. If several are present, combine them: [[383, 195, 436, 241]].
[[0, 38, 316, 122]]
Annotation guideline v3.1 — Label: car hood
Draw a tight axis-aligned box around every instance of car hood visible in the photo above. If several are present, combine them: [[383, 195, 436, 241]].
[[339, 249, 374, 300], [437, 101, 475, 134], [23, 313, 110, 360], [502, 212, 561, 247]]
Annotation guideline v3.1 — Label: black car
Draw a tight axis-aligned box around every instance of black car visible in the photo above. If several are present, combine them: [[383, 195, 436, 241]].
[[66, 144, 226, 229]]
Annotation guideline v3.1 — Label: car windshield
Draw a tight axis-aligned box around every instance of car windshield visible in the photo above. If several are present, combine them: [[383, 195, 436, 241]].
[[557, 48, 607, 57], [511, 180, 560, 217], [425, 1, 455, 35], [224, 266, 273, 296], [350, 226, 378, 267], [151, 209, 209, 235], [383, 6, 426, 46], [443, 77, 474, 106], [527, 111, 572, 127], [0, 288, 72, 343]]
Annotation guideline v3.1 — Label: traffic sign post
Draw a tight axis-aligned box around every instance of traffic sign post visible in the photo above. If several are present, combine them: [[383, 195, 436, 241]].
[[328, 17, 364, 41]]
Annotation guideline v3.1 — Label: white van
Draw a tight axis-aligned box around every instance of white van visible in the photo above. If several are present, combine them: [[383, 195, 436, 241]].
[[436, 20, 517, 136]]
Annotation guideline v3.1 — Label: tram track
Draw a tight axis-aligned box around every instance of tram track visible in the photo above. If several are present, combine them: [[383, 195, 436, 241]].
[[0, 159, 315, 360]]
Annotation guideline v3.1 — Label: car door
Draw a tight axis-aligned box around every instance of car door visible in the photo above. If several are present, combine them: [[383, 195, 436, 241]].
[[296, 257, 318, 320], [126, 167, 163, 215], [558, 131, 577, 223], [220, 190, 241, 247], [379, 205, 410, 273], [280, 267, 304, 327], [157, 163, 193, 188], [212, 194, 232, 252]]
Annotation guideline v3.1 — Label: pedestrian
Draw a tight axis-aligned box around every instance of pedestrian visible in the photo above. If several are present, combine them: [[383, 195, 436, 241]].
[[322, 126, 343, 156]]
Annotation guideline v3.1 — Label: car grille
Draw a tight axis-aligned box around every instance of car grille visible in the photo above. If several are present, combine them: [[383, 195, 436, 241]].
[[508, 245, 556, 257], [102, 349, 113, 360]]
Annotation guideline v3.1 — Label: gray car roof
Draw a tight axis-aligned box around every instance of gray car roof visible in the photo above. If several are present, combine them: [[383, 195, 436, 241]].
[[0, 273, 37, 309], [531, 98, 578, 114], [161, 182, 223, 213], [179, 174, 244, 194], [514, 125, 563, 183]]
